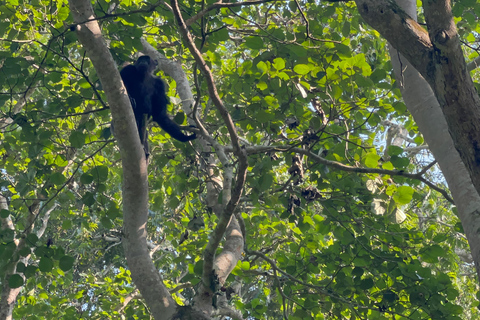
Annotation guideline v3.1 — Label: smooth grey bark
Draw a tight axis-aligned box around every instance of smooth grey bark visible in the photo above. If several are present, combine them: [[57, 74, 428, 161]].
[[141, 40, 244, 318], [355, 0, 480, 212], [0, 197, 52, 320], [0, 195, 17, 320], [387, 0, 480, 278], [170, 0, 248, 316], [68, 1, 177, 319]]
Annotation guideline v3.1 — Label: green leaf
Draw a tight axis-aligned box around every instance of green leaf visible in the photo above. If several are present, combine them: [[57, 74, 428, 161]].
[[341, 21, 350, 37], [82, 192, 95, 206], [364, 153, 380, 168], [241, 261, 250, 270], [80, 173, 94, 185], [387, 145, 403, 156], [393, 186, 414, 205], [381, 162, 394, 170], [258, 174, 273, 192], [50, 172, 66, 186], [340, 230, 354, 245], [352, 267, 364, 277], [174, 111, 187, 124], [462, 0, 476, 8], [390, 155, 410, 169], [62, 220, 73, 230], [57, 6, 69, 21], [273, 58, 285, 70], [454, 222, 464, 233], [370, 68, 387, 83], [293, 64, 311, 75], [303, 216, 314, 226], [213, 27, 229, 42], [432, 234, 448, 243], [25, 265, 37, 278], [101, 217, 113, 229], [420, 244, 446, 263], [0, 209, 10, 218], [91, 166, 109, 181], [39, 257, 54, 272], [359, 278, 374, 290], [18, 247, 30, 257], [256, 82, 268, 90], [256, 61, 268, 74], [382, 290, 397, 303], [414, 135, 424, 145], [59, 255, 75, 271], [39, 291, 49, 299], [16, 262, 26, 272], [26, 234, 39, 246], [77, 78, 91, 89], [194, 260, 204, 275], [69, 131, 86, 148], [54, 156, 69, 167], [245, 37, 264, 50], [355, 75, 374, 87], [256, 110, 275, 123], [8, 274, 23, 288]]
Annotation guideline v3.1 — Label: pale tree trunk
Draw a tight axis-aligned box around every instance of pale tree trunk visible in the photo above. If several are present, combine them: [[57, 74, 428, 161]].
[[141, 40, 244, 319], [0, 196, 52, 320], [355, 0, 480, 197], [0, 195, 18, 320], [0, 65, 90, 319], [387, 0, 480, 277], [68, 1, 177, 318], [68, 0, 246, 318]]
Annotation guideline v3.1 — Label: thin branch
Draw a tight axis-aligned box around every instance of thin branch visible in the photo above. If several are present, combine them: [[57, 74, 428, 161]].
[[247, 250, 409, 319], [290, 147, 453, 203], [226, 145, 454, 204], [185, 0, 280, 26], [273, 269, 289, 319], [467, 55, 480, 71], [169, 282, 193, 294], [23, 142, 111, 233], [417, 160, 437, 175], [170, 0, 242, 155], [170, 0, 249, 292], [115, 291, 140, 312], [36, 204, 56, 238], [68, 1, 169, 30]]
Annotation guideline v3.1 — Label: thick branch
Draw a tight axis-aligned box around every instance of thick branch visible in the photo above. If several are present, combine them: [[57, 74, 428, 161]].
[[421, 1, 480, 197], [170, 0, 248, 313], [354, 0, 433, 76], [213, 215, 244, 283], [467, 56, 480, 71], [141, 42, 245, 287], [68, 0, 176, 319], [0, 198, 52, 320], [357, 0, 480, 206]]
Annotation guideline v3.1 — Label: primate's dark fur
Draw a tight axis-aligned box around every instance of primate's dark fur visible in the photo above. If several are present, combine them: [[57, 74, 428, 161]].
[[120, 56, 196, 156]]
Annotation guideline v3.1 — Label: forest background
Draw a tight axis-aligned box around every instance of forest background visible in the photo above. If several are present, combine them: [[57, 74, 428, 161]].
[[1, 0, 480, 319]]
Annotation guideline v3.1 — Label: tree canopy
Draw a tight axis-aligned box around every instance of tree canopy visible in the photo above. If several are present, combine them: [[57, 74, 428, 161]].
[[1, 0, 480, 319]]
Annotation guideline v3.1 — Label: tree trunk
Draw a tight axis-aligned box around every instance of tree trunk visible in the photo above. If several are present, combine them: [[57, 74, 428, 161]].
[[388, 0, 480, 278]]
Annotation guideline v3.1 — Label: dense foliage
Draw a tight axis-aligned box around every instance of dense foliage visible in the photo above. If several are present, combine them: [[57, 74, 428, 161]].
[[1, 0, 479, 318]]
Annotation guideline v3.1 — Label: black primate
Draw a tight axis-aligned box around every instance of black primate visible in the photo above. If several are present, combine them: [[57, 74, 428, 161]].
[[120, 55, 196, 156]]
